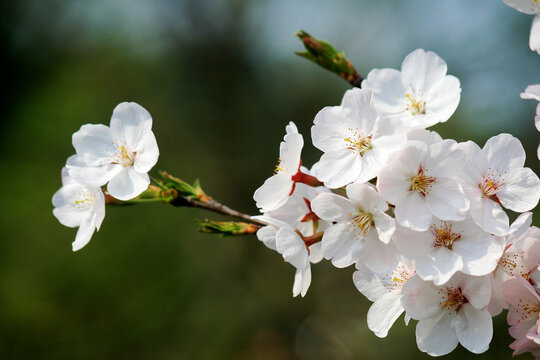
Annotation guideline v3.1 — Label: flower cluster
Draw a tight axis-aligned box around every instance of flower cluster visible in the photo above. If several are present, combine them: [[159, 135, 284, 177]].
[[52, 102, 159, 251], [253, 49, 540, 357]]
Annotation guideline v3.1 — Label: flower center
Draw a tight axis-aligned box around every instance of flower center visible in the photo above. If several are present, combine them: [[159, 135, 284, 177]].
[[431, 222, 461, 250], [498, 250, 528, 279], [439, 286, 467, 312], [274, 157, 285, 174], [351, 211, 373, 238], [113, 143, 136, 167], [344, 129, 372, 156], [406, 93, 426, 115], [409, 166, 436, 196], [73, 189, 96, 211], [384, 265, 415, 293], [480, 169, 505, 198]]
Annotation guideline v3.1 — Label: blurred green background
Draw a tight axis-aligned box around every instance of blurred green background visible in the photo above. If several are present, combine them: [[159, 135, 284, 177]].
[[1, 0, 539, 359]]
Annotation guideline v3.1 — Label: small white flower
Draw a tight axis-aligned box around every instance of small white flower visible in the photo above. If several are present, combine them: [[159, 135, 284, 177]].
[[362, 49, 461, 129], [353, 258, 415, 338], [311, 183, 397, 271], [377, 139, 469, 231], [402, 273, 493, 356], [254, 122, 315, 213], [460, 134, 540, 236], [503, 0, 540, 54], [67, 102, 159, 201], [311, 88, 406, 188], [392, 218, 504, 286], [52, 168, 105, 251]]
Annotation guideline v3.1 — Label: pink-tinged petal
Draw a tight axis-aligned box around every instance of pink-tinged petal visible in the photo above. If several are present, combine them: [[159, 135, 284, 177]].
[[110, 102, 153, 148], [253, 173, 293, 212], [276, 227, 308, 270], [401, 49, 447, 95], [353, 265, 387, 302], [461, 275, 492, 309], [468, 196, 510, 236], [310, 193, 356, 222], [293, 265, 311, 297], [503, 0, 540, 14], [483, 133, 526, 172], [72, 214, 97, 251], [521, 84, 540, 101], [346, 183, 388, 212], [416, 313, 459, 356], [504, 277, 540, 312], [425, 179, 468, 221], [488, 273, 508, 316], [72, 124, 116, 161], [395, 192, 432, 231], [373, 212, 395, 244], [280, 133, 303, 172], [367, 293, 404, 338], [107, 168, 150, 201], [133, 132, 159, 174], [531, 15, 540, 54], [362, 68, 407, 114], [321, 223, 361, 268], [361, 231, 397, 273], [401, 275, 442, 320], [499, 167, 540, 212], [315, 150, 362, 189], [455, 305, 492, 354]]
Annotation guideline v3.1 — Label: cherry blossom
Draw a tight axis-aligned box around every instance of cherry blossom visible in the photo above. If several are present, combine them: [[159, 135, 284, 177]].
[[503, 0, 540, 53], [67, 102, 159, 201], [353, 259, 415, 337], [254, 122, 320, 212], [402, 273, 493, 356], [311, 88, 406, 188], [393, 218, 503, 286], [362, 49, 461, 129], [460, 134, 540, 236], [52, 168, 105, 251], [503, 276, 540, 358], [311, 183, 397, 271], [377, 139, 469, 231]]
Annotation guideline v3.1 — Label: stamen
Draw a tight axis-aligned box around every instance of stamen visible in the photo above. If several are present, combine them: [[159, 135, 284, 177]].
[[409, 166, 436, 196], [344, 128, 372, 156], [383, 265, 415, 293], [439, 286, 467, 312], [112, 142, 136, 167], [406, 93, 426, 115], [479, 168, 505, 198], [431, 222, 461, 250], [498, 250, 529, 279], [73, 189, 96, 211]]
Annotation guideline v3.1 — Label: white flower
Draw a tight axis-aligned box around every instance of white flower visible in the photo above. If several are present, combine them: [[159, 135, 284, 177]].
[[520, 84, 540, 159], [488, 213, 540, 315], [392, 218, 504, 286], [311, 88, 406, 188], [254, 122, 319, 213], [377, 139, 469, 231], [67, 102, 159, 201], [311, 183, 397, 271], [252, 216, 315, 297], [503, 0, 540, 53], [353, 258, 415, 338], [52, 168, 105, 251], [362, 49, 461, 129], [460, 134, 540, 236], [402, 273, 493, 356]]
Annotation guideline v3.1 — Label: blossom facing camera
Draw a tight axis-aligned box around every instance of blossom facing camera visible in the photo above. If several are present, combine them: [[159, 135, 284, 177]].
[[52, 168, 105, 251], [362, 49, 461, 130], [67, 102, 159, 201]]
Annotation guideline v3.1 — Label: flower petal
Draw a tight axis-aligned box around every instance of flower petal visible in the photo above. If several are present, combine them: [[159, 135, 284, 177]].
[[455, 305, 492, 354], [133, 132, 159, 174], [253, 173, 293, 212], [110, 102, 153, 148], [483, 133, 526, 173], [498, 167, 540, 212], [367, 293, 404, 338], [72, 214, 97, 251], [310, 193, 356, 222], [107, 168, 150, 201], [416, 313, 459, 356]]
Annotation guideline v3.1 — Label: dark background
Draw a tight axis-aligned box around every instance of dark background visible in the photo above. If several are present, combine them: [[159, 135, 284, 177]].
[[1, 0, 539, 359]]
